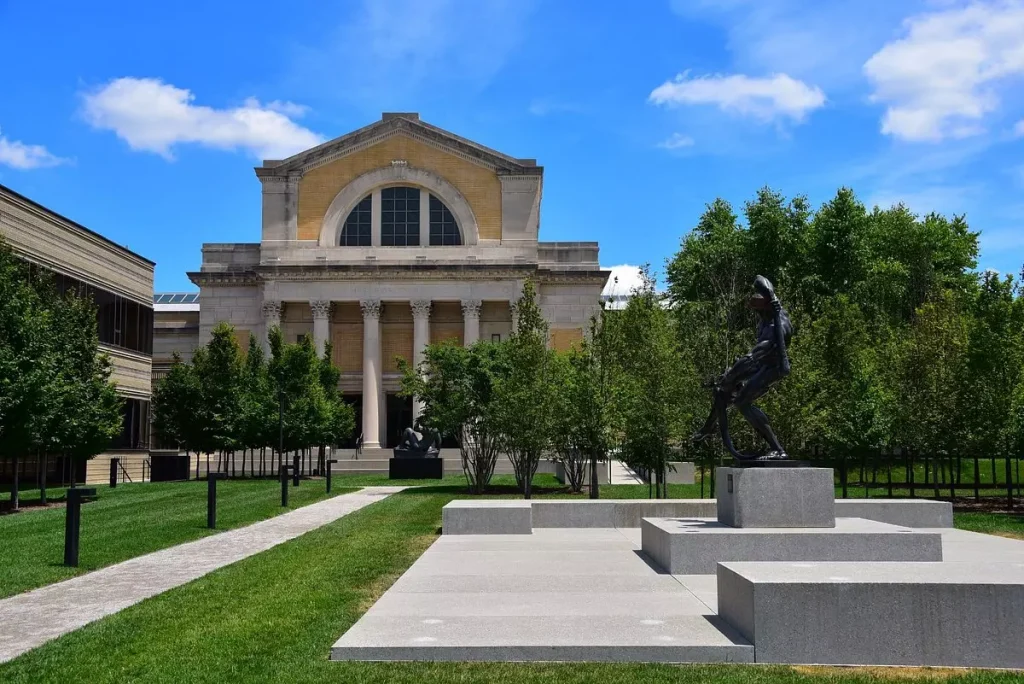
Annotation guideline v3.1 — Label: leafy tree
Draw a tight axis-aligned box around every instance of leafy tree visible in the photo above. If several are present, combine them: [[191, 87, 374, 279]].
[[609, 266, 693, 498], [492, 280, 556, 499], [400, 340, 504, 493], [549, 314, 617, 495], [0, 242, 51, 508]]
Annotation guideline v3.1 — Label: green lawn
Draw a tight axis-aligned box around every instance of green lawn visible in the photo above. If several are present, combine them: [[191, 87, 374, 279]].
[[954, 512, 1024, 540], [1, 488, 1019, 684], [0, 479, 355, 598]]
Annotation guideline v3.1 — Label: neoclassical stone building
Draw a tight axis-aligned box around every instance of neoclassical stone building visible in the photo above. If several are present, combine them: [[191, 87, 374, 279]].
[[162, 113, 608, 449]]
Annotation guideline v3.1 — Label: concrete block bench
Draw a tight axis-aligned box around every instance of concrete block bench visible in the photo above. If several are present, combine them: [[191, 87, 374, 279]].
[[834, 499, 952, 528], [441, 501, 532, 535], [439, 499, 952, 535], [642, 517, 943, 574], [717, 561, 1024, 667]]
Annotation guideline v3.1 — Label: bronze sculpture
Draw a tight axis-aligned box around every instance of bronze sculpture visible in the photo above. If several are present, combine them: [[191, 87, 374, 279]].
[[692, 275, 793, 461], [394, 425, 442, 459]]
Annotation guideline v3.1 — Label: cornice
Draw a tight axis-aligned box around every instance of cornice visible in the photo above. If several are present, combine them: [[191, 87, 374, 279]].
[[188, 264, 609, 287], [258, 116, 543, 178]]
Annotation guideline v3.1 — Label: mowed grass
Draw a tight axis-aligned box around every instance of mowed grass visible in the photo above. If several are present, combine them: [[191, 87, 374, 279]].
[[0, 479, 355, 598], [1, 488, 1019, 684], [954, 512, 1024, 540]]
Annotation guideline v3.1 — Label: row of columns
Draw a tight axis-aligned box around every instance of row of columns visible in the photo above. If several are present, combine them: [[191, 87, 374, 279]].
[[262, 298, 490, 450]]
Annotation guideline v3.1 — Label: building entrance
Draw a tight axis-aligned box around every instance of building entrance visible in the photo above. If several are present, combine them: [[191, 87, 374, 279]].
[[386, 394, 413, 448]]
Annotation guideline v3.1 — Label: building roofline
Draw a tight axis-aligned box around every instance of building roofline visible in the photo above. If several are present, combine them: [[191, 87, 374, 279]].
[[0, 182, 156, 267]]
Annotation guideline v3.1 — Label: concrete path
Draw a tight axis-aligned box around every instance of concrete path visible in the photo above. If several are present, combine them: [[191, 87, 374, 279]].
[[0, 486, 404, 663], [609, 460, 645, 485]]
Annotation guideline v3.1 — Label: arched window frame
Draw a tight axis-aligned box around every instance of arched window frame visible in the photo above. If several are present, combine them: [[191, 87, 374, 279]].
[[319, 165, 478, 247]]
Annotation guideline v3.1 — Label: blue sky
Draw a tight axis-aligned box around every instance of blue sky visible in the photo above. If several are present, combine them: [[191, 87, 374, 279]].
[[1, 0, 1023, 291]]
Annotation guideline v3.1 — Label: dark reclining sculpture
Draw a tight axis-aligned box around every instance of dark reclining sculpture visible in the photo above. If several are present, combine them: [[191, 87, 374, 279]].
[[393, 427, 442, 459]]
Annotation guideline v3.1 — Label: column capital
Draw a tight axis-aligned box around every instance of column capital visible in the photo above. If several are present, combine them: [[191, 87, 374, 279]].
[[262, 300, 282, 319], [360, 299, 382, 320], [461, 299, 482, 318], [310, 300, 332, 320], [410, 299, 432, 320]]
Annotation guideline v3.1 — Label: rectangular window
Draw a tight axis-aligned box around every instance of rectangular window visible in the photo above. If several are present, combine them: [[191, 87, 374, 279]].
[[381, 187, 420, 246]]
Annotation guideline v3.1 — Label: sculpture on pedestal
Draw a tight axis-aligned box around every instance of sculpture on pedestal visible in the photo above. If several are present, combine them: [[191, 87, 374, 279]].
[[394, 425, 442, 459], [692, 275, 793, 461]]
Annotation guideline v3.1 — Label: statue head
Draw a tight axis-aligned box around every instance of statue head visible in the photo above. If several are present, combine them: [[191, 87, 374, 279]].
[[748, 275, 777, 317]]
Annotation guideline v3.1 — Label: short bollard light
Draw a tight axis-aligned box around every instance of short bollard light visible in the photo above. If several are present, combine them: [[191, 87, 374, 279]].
[[109, 458, 120, 488], [280, 464, 293, 507], [327, 459, 338, 493], [64, 487, 97, 567], [207, 473, 225, 529]]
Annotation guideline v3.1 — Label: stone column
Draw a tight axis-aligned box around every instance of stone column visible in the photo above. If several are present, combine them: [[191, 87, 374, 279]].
[[310, 300, 331, 357], [360, 299, 382, 450], [262, 300, 282, 356], [462, 299, 482, 346], [510, 298, 521, 334], [410, 299, 432, 421]]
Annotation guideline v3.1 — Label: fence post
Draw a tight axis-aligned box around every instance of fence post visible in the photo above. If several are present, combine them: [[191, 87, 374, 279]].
[[207, 473, 224, 529], [64, 487, 96, 567], [933, 454, 940, 500], [886, 450, 893, 498], [327, 459, 337, 493], [280, 464, 292, 507], [1007, 454, 1014, 511], [908, 450, 915, 499], [973, 455, 980, 502], [840, 451, 848, 499], [109, 458, 119, 488]]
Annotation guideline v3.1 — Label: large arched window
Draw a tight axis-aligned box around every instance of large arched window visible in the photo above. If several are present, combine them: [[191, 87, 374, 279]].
[[340, 195, 371, 246], [381, 186, 420, 246], [429, 194, 462, 245]]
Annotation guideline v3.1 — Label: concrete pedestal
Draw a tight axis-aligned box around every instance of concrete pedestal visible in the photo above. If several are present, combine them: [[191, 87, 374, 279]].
[[716, 467, 834, 528], [641, 517, 942, 574], [717, 561, 1024, 667], [442, 501, 532, 535], [389, 458, 443, 480]]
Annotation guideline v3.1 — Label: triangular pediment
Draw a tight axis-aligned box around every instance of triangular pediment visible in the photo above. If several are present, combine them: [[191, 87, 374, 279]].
[[257, 113, 541, 177]]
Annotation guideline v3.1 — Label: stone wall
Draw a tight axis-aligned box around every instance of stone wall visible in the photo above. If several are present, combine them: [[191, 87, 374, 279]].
[[298, 134, 503, 242], [198, 284, 262, 346]]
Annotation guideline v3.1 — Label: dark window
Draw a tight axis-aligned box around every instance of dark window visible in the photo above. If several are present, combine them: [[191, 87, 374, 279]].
[[381, 186, 420, 246], [31, 263, 153, 356], [114, 398, 150, 450], [340, 195, 372, 246], [429, 195, 461, 245]]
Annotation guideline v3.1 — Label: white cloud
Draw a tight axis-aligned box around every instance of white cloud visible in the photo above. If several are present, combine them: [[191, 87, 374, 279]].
[[864, 1, 1024, 142], [670, 0, 912, 89], [82, 77, 324, 160], [657, 133, 695, 149], [649, 73, 826, 123], [0, 128, 68, 170], [1015, 119, 1024, 136]]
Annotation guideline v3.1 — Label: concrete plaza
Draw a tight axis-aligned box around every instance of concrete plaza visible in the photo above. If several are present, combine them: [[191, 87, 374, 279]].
[[331, 523, 1024, 664]]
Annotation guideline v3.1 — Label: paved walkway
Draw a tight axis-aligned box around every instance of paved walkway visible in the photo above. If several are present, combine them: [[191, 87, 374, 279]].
[[609, 460, 645, 484], [0, 486, 404, 663]]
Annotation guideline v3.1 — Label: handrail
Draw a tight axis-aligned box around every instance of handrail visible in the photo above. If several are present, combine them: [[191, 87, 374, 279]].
[[118, 459, 133, 484]]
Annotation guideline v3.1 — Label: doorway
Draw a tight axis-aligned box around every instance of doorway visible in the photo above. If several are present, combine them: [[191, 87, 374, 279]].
[[386, 394, 413, 448]]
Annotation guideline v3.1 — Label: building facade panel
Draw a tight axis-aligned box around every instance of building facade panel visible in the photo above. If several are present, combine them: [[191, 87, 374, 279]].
[[155, 113, 608, 449]]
